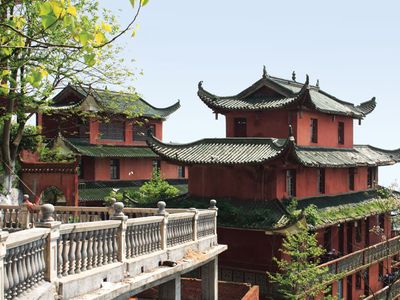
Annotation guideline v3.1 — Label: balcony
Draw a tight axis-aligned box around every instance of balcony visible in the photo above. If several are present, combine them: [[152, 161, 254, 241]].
[[0, 200, 226, 299], [320, 235, 400, 277]]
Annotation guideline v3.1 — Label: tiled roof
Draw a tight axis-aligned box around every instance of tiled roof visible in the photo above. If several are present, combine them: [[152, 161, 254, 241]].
[[147, 136, 400, 167], [147, 137, 289, 165], [198, 72, 376, 118], [165, 189, 399, 230], [50, 85, 180, 119], [294, 145, 400, 167], [166, 196, 292, 230], [296, 189, 400, 228], [63, 138, 158, 158]]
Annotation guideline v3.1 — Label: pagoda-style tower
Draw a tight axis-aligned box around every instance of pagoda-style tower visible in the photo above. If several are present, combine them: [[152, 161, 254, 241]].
[[147, 68, 400, 299], [21, 85, 187, 205]]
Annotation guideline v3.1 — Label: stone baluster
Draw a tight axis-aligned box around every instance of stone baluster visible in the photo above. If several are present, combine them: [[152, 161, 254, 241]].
[[92, 230, 98, 268], [112, 227, 118, 262], [62, 234, 70, 276], [11, 246, 20, 297], [190, 208, 199, 242], [80, 231, 87, 272], [209, 199, 218, 236], [102, 229, 108, 265], [19, 244, 28, 294], [33, 240, 41, 286], [97, 229, 104, 266], [132, 225, 138, 257], [157, 201, 169, 250], [107, 228, 113, 263], [125, 227, 131, 259], [86, 231, 94, 270], [74, 232, 82, 273], [36, 204, 61, 282], [68, 232, 76, 274], [0, 231, 9, 300], [110, 202, 127, 263], [57, 238, 63, 278], [39, 239, 46, 282]]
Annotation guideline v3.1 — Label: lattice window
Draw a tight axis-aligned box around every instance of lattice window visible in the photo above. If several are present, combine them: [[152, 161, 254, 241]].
[[110, 159, 120, 179], [310, 118, 318, 143], [99, 121, 124, 141]]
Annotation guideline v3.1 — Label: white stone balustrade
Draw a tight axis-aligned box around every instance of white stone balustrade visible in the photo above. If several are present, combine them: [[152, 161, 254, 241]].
[[0, 200, 220, 300]]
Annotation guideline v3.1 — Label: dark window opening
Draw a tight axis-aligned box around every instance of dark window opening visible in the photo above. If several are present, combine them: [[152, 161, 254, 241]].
[[78, 159, 84, 179], [347, 222, 353, 253], [367, 167, 377, 188], [233, 118, 247, 137], [339, 224, 344, 255], [286, 170, 296, 197], [323, 227, 331, 251], [378, 261, 384, 280], [365, 217, 370, 247], [110, 159, 120, 179], [338, 122, 345, 145], [349, 168, 355, 191], [346, 275, 352, 300], [99, 121, 124, 141], [379, 214, 385, 230], [318, 168, 326, 194], [133, 123, 156, 141], [355, 221, 362, 243], [356, 272, 362, 289], [178, 166, 185, 178], [310, 118, 318, 143], [364, 268, 370, 296]]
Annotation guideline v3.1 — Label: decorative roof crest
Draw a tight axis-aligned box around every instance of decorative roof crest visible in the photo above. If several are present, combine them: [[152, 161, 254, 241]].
[[292, 71, 296, 82], [262, 65, 268, 78]]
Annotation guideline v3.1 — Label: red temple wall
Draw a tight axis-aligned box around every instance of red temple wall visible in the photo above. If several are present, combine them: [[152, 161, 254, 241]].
[[225, 110, 291, 139], [295, 111, 354, 148], [189, 165, 372, 201], [82, 157, 187, 181], [217, 227, 283, 272]]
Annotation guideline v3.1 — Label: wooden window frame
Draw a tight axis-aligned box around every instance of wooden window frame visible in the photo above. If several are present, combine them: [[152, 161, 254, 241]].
[[318, 168, 326, 194], [310, 118, 318, 143], [348, 168, 355, 191], [286, 169, 296, 198], [233, 117, 247, 137], [99, 121, 125, 141], [110, 159, 120, 180], [338, 122, 345, 145]]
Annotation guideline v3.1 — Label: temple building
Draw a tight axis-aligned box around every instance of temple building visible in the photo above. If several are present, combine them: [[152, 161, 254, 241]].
[[147, 68, 400, 299], [20, 85, 187, 205]]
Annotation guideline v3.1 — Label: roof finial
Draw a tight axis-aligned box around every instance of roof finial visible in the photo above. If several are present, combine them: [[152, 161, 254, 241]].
[[198, 81, 203, 89], [262, 65, 267, 78], [292, 71, 296, 82], [316, 79, 319, 88], [305, 74, 309, 85]]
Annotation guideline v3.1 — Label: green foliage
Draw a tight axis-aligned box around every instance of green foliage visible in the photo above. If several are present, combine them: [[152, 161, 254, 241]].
[[304, 204, 319, 226], [378, 187, 393, 199], [0, 124, 41, 153], [267, 225, 338, 299], [104, 188, 124, 206], [128, 170, 180, 205], [38, 145, 75, 163], [286, 198, 301, 222]]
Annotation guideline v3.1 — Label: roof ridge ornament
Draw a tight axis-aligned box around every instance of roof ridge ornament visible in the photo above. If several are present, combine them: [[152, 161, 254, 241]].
[[316, 79, 320, 88], [292, 71, 296, 82], [198, 81, 203, 89], [262, 65, 268, 78]]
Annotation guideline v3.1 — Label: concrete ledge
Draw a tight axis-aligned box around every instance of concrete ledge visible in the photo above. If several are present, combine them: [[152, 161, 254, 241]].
[[70, 244, 227, 300], [58, 262, 124, 299], [21, 282, 56, 300], [126, 250, 168, 277]]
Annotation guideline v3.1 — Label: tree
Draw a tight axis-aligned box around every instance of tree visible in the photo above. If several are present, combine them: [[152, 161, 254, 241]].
[[0, 0, 148, 199], [267, 224, 337, 300]]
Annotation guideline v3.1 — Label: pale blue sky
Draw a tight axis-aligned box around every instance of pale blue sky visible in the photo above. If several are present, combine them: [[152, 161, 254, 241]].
[[100, 0, 400, 188]]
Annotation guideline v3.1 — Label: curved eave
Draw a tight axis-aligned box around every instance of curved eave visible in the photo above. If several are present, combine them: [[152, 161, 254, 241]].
[[146, 135, 293, 166], [356, 97, 377, 116], [197, 81, 306, 113], [143, 100, 181, 119]]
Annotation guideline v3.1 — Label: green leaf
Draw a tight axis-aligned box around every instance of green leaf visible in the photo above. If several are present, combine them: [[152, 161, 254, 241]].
[[84, 53, 96, 67], [39, 3, 52, 16], [41, 14, 58, 29], [79, 32, 91, 46], [141, 0, 149, 6], [129, 0, 135, 8]]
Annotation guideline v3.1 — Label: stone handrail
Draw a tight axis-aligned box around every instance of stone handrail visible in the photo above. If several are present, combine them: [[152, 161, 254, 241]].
[[0, 203, 193, 229], [320, 234, 400, 277], [0, 199, 219, 299], [364, 279, 400, 300], [3, 228, 48, 299]]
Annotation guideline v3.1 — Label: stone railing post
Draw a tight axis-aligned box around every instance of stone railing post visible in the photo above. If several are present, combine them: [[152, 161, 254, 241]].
[[156, 201, 169, 250], [110, 202, 128, 262], [0, 230, 9, 300], [189, 208, 199, 242], [209, 199, 218, 235], [107, 197, 117, 220], [35, 204, 61, 282], [18, 203, 31, 229]]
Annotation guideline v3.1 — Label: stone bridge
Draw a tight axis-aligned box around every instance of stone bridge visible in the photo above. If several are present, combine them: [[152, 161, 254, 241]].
[[0, 200, 226, 300]]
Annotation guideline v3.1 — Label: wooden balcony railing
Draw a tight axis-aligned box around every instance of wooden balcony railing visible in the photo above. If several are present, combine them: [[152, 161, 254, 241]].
[[320, 235, 400, 277]]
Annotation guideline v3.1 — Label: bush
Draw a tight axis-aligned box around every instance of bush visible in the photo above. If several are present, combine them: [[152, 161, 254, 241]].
[[129, 170, 179, 205]]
